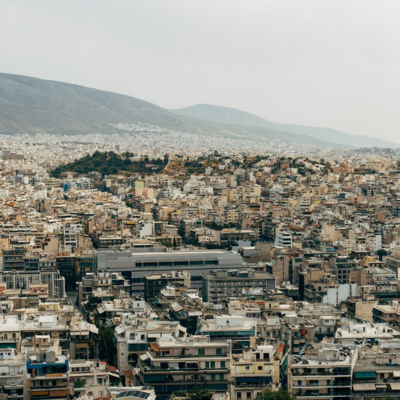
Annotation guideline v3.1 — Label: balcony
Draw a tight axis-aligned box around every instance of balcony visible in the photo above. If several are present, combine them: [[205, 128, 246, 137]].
[[234, 383, 275, 389], [293, 380, 351, 389], [3, 382, 24, 390], [294, 390, 351, 398], [148, 350, 229, 359], [3, 394, 23, 400], [292, 369, 351, 377], [137, 359, 228, 374], [29, 388, 68, 400]]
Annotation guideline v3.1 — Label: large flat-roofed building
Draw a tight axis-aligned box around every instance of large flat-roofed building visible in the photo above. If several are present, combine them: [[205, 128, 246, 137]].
[[96, 249, 244, 296]]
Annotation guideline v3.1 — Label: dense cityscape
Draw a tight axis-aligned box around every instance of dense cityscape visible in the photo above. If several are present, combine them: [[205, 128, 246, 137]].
[[3, 1, 400, 400], [1, 131, 400, 400]]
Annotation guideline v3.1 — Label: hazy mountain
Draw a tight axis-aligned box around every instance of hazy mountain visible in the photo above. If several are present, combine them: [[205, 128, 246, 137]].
[[0, 73, 187, 134], [0, 73, 347, 148], [170, 104, 399, 148]]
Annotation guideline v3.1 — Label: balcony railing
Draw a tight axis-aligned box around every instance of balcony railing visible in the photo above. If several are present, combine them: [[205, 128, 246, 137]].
[[292, 370, 351, 377], [138, 359, 228, 374], [293, 381, 351, 389], [148, 350, 230, 359], [234, 383, 274, 389]]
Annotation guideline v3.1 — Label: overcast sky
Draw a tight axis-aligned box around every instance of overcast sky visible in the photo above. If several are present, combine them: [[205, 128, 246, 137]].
[[2, 0, 400, 142]]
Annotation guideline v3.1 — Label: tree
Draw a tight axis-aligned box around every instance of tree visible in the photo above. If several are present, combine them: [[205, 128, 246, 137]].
[[171, 388, 213, 400], [189, 389, 213, 400], [377, 248, 388, 261], [98, 326, 116, 366], [255, 390, 296, 400]]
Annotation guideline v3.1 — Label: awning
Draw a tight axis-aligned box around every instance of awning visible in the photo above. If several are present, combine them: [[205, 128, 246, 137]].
[[390, 382, 400, 390], [353, 384, 376, 391], [393, 371, 400, 378], [170, 303, 183, 312], [354, 371, 377, 379], [236, 377, 273, 383], [149, 342, 160, 351]]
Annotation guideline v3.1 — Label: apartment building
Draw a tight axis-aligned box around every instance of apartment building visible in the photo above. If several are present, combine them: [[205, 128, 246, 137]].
[[288, 344, 357, 400], [198, 315, 256, 354], [201, 269, 275, 303], [352, 343, 400, 399], [69, 359, 112, 398], [135, 335, 231, 399], [0, 270, 65, 299], [144, 270, 191, 301], [77, 271, 130, 311], [114, 312, 184, 376], [230, 342, 289, 400], [25, 335, 70, 400], [275, 231, 293, 248], [0, 348, 26, 400], [335, 322, 400, 346]]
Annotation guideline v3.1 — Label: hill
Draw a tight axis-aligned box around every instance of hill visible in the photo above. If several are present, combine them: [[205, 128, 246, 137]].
[[50, 151, 168, 177], [0, 73, 346, 148], [169, 104, 399, 148], [0, 73, 187, 135]]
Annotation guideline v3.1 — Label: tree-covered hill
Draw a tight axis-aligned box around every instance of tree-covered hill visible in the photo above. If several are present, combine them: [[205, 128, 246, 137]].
[[50, 151, 168, 177]]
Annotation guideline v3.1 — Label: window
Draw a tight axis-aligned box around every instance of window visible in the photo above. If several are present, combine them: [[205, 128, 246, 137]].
[[205, 362, 209, 368], [211, 374, 216, 380], [258, 366, 263, 371], [211, 361, 215, 368], [219, 374, 224, 380], [221, 361, 226, 368], [198, 348, 205, 355], [247, 392, 251, 399], [246, 366, 250, 371], [216, 348, 222, 355]]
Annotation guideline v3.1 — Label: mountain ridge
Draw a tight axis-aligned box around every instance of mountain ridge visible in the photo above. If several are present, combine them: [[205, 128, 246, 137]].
[[169, 104, 399, 148], [0, 73, 368, 148]]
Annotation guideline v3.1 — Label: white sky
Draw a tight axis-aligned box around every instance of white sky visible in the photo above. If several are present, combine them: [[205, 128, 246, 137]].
[[1, 0, 400, 142]]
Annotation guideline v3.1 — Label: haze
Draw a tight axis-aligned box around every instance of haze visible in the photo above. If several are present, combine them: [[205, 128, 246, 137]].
[[2, 0, 400, 143]]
